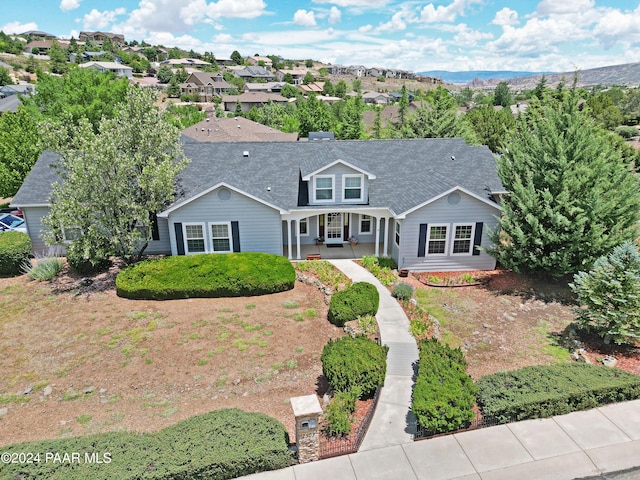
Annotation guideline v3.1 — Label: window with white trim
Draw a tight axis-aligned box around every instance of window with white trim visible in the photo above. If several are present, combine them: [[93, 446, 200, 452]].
[[210, 222, 232, 253], [299, 217, 309, 236], [184, 223, 206, 253], [343, 174, 363, 201], [395, 221, 400, 246], [451, 224, 474, 255], [427, 224, 448, 255], [360, 214, 371, 234], [314, 175, 334, 202]]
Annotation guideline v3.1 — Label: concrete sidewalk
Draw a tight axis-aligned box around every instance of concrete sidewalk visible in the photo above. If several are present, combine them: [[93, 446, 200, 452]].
[[327, 259, 419, 450], [241, 399, 640, 480]]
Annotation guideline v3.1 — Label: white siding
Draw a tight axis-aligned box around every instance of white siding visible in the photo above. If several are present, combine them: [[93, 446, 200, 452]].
[[167, 186, 282, 255], [399, 191, 500, 272]]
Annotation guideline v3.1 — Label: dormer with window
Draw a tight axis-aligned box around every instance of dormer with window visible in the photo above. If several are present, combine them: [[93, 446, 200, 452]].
[[302, 159, 375, 206]]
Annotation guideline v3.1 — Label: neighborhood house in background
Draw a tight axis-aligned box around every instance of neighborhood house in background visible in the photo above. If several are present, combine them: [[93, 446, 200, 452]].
[[12, 137, 505, 272]]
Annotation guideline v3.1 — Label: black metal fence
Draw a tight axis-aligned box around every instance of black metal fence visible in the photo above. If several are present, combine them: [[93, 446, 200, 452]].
[[318, 386, 382, 459], [414, 410, 514, 440]]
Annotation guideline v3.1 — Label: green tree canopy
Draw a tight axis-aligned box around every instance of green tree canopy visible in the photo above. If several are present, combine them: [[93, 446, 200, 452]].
[[465, 106, 514, 153], [43, 86, 188, 264], [0, 67, 12, 86], [404, 87, 476, 142], [23, 67, 129, 131], [336, 95, 364, 140], [0, 107, 42, 197], [157, 65, 173, 83], [231, 50, 244, 65], [295, 94, 335, 137], [493, 81, 511, 108], [489, 88, 640, 278]]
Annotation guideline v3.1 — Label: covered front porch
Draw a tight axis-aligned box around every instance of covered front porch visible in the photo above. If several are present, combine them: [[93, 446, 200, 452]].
[[287, 241, 377, 260], [282, 208, 394, 261]]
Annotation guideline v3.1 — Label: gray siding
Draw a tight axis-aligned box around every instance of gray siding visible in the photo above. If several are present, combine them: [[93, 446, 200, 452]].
[[145, 217, 172, 255], [22, 206, 53, 254], [399, 191, 499, 272], [308, 164, 370, 206], [167, 186, 282, 255]]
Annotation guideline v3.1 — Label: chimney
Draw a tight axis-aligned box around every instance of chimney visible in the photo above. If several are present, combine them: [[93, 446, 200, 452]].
[[243, 151, 249, 157]]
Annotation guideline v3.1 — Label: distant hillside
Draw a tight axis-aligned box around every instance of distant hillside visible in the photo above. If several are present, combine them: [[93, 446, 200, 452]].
[[417, 70, 551, 85], [419, 62, 640, 89], [502, 62, 640, 89]]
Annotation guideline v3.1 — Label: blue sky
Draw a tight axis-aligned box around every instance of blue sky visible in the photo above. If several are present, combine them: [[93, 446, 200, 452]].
[[3, 0, 640, 72]]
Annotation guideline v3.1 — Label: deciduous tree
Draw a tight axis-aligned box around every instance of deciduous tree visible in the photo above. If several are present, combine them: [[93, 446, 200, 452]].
[[43, 87, 188, 264]]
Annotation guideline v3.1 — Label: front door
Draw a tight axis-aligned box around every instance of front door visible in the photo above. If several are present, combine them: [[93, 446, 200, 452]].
[[325, 213, 343, 244]]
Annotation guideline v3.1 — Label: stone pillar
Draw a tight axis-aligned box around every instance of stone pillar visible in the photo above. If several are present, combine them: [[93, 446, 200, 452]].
[[290, 395, 323, 463]]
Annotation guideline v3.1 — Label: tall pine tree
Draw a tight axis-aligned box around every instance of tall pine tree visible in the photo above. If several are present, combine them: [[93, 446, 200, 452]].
[[489, 87, 640, 278]]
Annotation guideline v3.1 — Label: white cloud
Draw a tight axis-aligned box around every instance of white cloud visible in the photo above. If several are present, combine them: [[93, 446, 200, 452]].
[[214, 33, 233, 43], [359, 24, 373, 33], [592, 6, 640, 50], [492, 8, 518, 26], [535, 0, 595, 17], [487, 16, 590, 58], [294, 9, 317, 27], [115, 0, 267, 41], [202, 0, 267, 19], [420, 0, 483, 23], [0, 21, 39, 34], [375, 12, 406, 33], [328, 6, 341, 25], [60, 0, 81, 12], [447, 23, 493, 46], [82, 8, 126, 30], [312, 0, 390, 7]]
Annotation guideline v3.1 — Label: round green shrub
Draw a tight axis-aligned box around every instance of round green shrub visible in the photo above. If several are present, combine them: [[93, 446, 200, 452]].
[[392, 282, 413, 301], [0, 231, 31, 276], [321, 335, 388, 397], [328, 281, 379, 327]]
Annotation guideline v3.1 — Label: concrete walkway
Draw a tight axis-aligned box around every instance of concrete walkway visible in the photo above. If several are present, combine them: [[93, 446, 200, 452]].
[[327, 259, 419, 450], [240, 399, 640, 480], [238, 259, 640, 479]]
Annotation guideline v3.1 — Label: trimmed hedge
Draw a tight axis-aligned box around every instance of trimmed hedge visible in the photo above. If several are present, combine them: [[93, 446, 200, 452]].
[[0, 409, 293, 480], [0, 231, 31, 276], [477, 363, 640, 424], [116, 252, 296, 299], [412, 338, 477, 434], [328, 281, 379, 327], [321, 335, 388, 397]]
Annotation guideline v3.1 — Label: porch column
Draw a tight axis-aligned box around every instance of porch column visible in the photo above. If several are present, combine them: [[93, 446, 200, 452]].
[[382, 217, 390, 257], [296, 219, 302, 260], [374, 216, 381, 257], [287, 219, 292, 259]]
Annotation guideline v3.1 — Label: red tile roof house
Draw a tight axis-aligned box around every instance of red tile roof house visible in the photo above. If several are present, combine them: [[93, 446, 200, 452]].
[[13, 138, 505, 271]]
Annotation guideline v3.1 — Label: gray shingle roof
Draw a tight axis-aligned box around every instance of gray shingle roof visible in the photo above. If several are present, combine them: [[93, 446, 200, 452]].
[[13, 138, 504, 217]]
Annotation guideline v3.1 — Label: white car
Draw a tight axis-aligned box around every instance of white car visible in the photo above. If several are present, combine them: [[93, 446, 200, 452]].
[[0, 213, 27, 233]]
